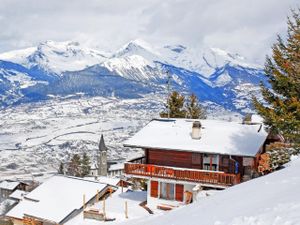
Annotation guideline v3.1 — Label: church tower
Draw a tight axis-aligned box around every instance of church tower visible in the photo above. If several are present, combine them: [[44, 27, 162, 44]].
[[97, 134, 108, 176]]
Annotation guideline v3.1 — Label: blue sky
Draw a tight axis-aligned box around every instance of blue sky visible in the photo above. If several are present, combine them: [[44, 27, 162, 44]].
[[0, 0, 298, 63]]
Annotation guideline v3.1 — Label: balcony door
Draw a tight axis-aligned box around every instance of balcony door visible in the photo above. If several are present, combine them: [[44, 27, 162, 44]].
[[203, 154, 219, 171]]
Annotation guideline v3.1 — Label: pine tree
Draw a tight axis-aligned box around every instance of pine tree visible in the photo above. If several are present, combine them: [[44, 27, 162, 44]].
[[186, 93, 207, 119], [67, 154, 81, 177], [58, 162, 64, 175], [253, 9, 300, 143], [160, 91, 187, 118], [81, 152, 91, 177]]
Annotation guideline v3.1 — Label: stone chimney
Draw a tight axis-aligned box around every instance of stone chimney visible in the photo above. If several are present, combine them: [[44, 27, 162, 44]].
[[192, 121, 202, 139]]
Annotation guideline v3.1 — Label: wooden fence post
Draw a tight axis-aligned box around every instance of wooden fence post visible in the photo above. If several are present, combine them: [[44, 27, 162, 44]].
[[125, 201, 128, 219], [103, 198, 106, 219]]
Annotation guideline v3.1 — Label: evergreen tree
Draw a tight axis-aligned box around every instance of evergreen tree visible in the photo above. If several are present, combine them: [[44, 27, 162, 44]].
[[67, 154, 81, 177], [160, 91, 187, 118], [58, 162, 64, 175], [81, 152, 91, 177], [253, 9, 300, 143], [186, 93, 207, 119]]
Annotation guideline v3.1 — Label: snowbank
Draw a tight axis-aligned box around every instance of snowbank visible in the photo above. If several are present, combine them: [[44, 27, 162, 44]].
[[122, 157, 300, 225]]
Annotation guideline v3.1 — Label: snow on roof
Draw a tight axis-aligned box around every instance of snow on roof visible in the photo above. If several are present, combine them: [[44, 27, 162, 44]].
[[6, 175, 108, 224], [0, 181, 20, 191], [97, 176, 120, 186], [109, 163, 124, 171], [9, 190, 27, 200], [124, 119, 268, 157]]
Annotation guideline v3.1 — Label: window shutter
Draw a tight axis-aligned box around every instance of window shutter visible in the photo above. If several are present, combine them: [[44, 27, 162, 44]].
[[175, 184, 184, 201], [150, 181, 158, 198]]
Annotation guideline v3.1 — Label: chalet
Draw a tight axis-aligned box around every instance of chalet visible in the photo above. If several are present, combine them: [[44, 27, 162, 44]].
[[5, 175, 112, 225], [0, 181, 28, 200], [123, 118, 272, 209]]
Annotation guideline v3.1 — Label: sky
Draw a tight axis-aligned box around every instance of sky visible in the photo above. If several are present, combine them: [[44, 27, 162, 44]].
[[0, 0, 298, 63]]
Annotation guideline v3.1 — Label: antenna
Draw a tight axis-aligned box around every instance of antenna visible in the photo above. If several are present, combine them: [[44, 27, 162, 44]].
[[167, 70, 171, 119]]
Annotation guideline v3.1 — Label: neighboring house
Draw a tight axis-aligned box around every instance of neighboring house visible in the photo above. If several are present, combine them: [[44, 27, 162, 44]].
[[108, 163, 124, 177], [89, 164, 98, 177], [123, 118, 274, 209], [9, 190, 28, 202], [0, 181, 28, 200], [5, 175, 110, 225], [107, 156, 146, 178]]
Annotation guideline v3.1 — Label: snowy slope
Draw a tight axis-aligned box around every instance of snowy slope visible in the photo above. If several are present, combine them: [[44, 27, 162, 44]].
[[125, 157, 300, 225], [0, 60, 48, 107]]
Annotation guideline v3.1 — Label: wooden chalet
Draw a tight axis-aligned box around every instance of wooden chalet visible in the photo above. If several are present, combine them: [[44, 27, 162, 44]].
[[123, 118, 273, 208]]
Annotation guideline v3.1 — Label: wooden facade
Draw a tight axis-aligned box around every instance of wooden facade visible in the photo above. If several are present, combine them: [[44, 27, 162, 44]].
[[146, 149, 245, 176]]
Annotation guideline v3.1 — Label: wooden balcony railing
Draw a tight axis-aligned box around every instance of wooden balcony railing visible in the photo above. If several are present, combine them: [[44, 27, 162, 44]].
[[124, 163, 240, 187]]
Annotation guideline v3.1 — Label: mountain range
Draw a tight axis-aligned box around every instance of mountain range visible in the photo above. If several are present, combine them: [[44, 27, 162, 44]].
[[0, 39, 267, 112]]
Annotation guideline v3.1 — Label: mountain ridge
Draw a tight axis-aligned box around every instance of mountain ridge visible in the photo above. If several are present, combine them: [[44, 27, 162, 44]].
[[0, 40, 267, 112]]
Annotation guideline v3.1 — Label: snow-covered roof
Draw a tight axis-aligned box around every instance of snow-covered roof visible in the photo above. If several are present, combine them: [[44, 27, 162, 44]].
[[124, 119, 268, 157], [9, 190, 27, 200], [97, 176, 120, 186], [0, 181, 20, 191], [109, 163, 124, 171], [6, 175, 108, 224]]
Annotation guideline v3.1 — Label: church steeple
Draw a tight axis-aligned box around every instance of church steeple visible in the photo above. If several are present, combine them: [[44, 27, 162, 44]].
[[99, 134, 108, 152], [97, 134, 108, 176]]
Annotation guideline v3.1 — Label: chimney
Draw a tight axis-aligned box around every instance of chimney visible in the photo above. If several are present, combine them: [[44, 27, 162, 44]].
[[192, 121, 202, 139]]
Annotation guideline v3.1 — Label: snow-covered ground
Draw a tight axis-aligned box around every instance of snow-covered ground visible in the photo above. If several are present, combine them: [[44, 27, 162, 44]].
[[0, 94, 162, 180], [67, 189, 154, 225], [119, 156, 300, 225], [0, 94, 239, 181]]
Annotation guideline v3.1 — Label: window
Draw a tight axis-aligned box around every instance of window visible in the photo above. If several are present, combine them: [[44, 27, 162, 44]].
[[160, 182, 175, 200], [203, 154, 218, 171]]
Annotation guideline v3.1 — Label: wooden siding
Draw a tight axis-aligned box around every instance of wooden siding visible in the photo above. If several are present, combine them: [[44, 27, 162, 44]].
[[150, 181, 158, 198], [146, 149, 244, 175], [147, 149, 202, 170], [175, 184, 184, 202]]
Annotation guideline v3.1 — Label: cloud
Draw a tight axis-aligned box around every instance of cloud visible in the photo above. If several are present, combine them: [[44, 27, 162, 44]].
[[0, 0, 298, 63]]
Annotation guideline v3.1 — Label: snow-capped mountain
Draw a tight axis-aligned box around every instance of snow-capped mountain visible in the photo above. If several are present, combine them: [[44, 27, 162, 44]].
[[0, 39, 267, 112], [0, 41, 108, 74]]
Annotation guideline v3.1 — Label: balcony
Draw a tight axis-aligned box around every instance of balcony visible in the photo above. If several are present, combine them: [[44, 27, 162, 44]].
[[124, 163, 241, 187]]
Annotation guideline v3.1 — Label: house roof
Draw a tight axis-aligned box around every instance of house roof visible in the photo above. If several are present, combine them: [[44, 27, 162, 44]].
[[108, 163, 124, 171], [0, 181, 20, 191], [6, 175, 108, 224], [124, 118, 268, 157], [9, 190, 27, 200]]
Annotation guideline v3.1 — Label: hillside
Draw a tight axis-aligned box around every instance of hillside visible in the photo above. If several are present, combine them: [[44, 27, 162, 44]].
[[124, 156, 300, 225]]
